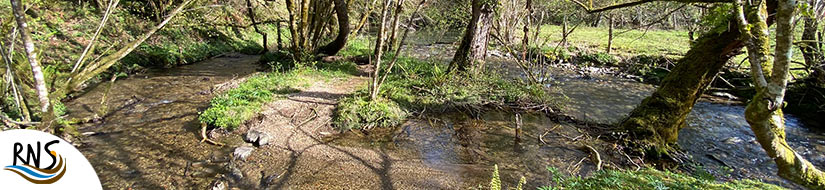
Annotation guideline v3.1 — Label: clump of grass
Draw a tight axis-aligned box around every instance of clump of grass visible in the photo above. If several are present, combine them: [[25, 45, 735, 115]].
[[198, 72, 303, 129], [199, 60, 357, 129], [333, 56, 564, 130], [333, 94, 407, 131], [538, 167, 785, 190]]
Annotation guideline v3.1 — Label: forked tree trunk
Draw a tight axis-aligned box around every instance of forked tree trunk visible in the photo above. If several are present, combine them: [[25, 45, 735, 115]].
[[11, 0, 50, 114], [450, 0, 498, 74], [737, 0, 825, 188], [318, 0, 350, 55]]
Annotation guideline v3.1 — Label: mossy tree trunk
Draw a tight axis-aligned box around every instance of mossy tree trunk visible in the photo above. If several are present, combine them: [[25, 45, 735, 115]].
[[735, 0, 825, 188], [618, 21, 744, 154], [450, 0, 498, 74]]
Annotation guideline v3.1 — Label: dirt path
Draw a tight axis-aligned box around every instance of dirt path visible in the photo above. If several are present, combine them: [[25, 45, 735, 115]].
[[223, 72, 495, 189]]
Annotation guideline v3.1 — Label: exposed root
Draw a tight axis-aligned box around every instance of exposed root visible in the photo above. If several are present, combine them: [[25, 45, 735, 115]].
[[200, 122, 224, 146], [584, 144, 603, 171]]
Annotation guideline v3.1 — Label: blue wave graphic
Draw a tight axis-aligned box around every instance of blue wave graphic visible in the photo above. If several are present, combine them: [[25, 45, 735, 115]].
[[4, 165, 56, 179]]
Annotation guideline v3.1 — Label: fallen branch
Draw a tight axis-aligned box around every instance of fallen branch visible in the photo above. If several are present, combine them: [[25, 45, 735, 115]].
[[583, 144, 603, 171], [201, 122, 225, 146]]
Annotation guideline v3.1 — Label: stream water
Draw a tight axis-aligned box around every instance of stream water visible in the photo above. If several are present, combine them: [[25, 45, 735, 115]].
[[63, 32, 825, 189], [67, 54, 260, 189]]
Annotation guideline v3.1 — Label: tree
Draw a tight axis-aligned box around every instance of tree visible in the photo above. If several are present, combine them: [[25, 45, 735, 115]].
[[11, 0, 50, 114], [570, 0, 772, 155], [318, 0, 351, 55], [450, 0, 499, 74], [734, 0, 825, 188]]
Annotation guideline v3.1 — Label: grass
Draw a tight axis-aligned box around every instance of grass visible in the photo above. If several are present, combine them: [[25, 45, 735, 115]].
[[534, 167, 784, 190], [333, 51, 565, 130], [536, 25, 691, 58], [198, 60, 357, 130]]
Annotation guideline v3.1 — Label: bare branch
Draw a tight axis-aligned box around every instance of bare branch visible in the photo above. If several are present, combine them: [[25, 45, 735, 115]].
[[570, 0, 730, 14]]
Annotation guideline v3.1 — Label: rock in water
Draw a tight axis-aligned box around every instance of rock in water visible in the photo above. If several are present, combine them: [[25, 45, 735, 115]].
[[244, 129, 272, 146], [233, 146, 255, 161]]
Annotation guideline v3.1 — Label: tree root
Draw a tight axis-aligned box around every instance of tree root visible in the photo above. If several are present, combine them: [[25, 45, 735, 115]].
[[583, 144, 603, 171], [201, 122, 224, 146]]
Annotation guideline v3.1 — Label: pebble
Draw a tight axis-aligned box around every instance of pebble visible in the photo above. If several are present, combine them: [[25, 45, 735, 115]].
[[245, 129, 272, 147], [233, 146, 255, 161]]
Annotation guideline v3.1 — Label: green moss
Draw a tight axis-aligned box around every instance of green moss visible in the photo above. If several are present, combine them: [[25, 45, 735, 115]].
[[539, 168, 785, 190]]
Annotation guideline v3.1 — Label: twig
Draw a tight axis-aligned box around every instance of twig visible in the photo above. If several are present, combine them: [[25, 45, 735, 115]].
[[200, 122, 225, 146], [583, 145, 603, 171]]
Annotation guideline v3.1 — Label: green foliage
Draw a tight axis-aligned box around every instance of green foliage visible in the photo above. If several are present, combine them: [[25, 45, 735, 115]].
[[260, 51, 297, 72], [700, 4, 734, 36], [538, 168, 785, 190], [198, 72, 302, 129], [422, 0, 471, 29], [577, 52, 618, 66], [333, 95, 407, 131], [200, 59, 356, 130], [490, 165, 502, 190]]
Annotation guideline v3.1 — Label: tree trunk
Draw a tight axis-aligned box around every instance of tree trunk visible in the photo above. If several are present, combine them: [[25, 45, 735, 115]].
[[11, 0, 50, 114], [802, 16, 824, 82], [369, 0, 391, 100], [738, 0, 825, 188], [245, 0, 267, 53], [619, 21, 744, 154], [450, 0, 498, 74], [386, 0, 405, 51], [318, 0, 350, 55], [607, 15, 613, 54]]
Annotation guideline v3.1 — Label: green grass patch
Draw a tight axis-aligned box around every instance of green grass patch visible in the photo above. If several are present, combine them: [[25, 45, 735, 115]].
[[199, 61, 356, 130], [537, 167, 784, 190], [537, 25, 690, 57], [333, 56, 564, 130]]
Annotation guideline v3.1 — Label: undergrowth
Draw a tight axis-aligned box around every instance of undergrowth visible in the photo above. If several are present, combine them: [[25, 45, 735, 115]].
[[537, 167, 784, 190]]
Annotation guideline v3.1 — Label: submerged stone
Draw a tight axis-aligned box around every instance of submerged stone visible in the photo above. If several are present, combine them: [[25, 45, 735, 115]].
[[244, 129, 272, 146], [233, 146, 255, 161]]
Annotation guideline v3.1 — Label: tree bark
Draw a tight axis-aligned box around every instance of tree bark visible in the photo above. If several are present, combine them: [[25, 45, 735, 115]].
[[450, 0, 498, 74], [318, 0, 350, 55], [387, 0, 406, 52], [802, 16, 824, 82], [370, 0, 391, 100], [245, 0, 267, 52], [11, 0, 50, 114], [737, 0, 825, 188], [619, 21, 744, 154]]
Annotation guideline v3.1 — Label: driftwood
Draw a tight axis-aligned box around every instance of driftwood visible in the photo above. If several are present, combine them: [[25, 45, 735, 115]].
[[201, 122, 225, 146]]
